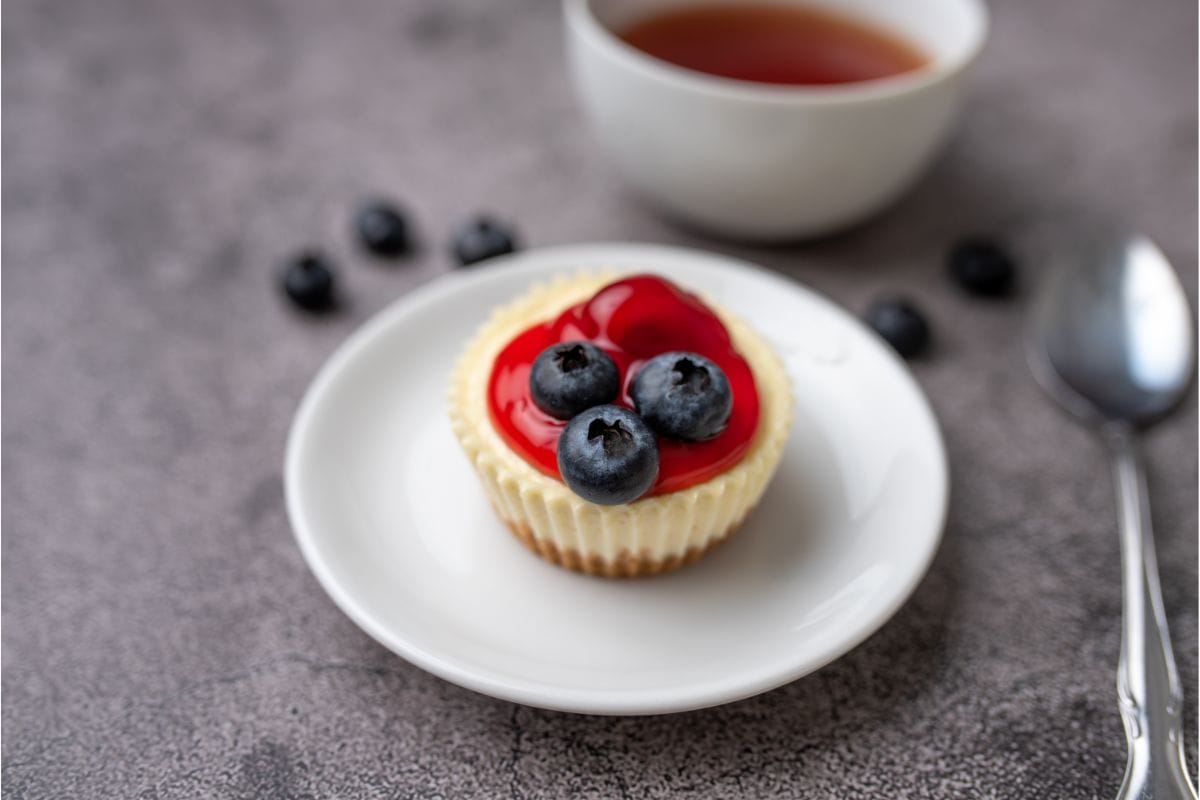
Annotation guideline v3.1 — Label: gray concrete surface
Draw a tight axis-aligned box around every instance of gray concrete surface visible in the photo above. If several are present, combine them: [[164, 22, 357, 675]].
[[3, 0, 1196, 797]]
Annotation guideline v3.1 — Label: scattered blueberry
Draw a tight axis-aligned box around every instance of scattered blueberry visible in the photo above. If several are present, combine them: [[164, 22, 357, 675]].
[[452, 216, 517, 266], [530, 341, 620, 420], [948, 237, 1016, 297], [281, 251, 336, 311], [557, 405, 660, 505], [631, 352, 733, 442], [866, 298, 930, 358], [355, 200, 411, 257]]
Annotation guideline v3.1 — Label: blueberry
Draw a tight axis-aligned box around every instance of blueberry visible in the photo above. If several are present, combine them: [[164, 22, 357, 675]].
[[866, 298, 930, 358], [281, 251, 336, 311], [355, 200, 411, 257], [631, 352, 733, 442], [452, 216, 517, 266], [948, 237, 1016, 297], [530, 341, 620, 420], [557, 405, 659, 505]]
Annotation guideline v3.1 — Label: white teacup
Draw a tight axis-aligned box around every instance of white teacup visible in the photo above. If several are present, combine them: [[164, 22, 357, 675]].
[[565, 0, 989, 241]]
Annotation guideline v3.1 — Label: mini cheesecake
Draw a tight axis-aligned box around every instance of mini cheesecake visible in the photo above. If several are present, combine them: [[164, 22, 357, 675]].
[[448, 273, 792, 577]]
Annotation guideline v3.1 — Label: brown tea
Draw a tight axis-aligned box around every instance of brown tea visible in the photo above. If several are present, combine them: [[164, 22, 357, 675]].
[[618, 4, 929, 86]]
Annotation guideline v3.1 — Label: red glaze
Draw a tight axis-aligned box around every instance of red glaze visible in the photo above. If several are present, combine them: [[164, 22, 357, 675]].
[[487, 275, 760, 496]]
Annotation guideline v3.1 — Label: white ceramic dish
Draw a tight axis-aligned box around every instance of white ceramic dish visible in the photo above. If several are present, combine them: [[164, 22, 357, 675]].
[[285, 243, 948, 715]]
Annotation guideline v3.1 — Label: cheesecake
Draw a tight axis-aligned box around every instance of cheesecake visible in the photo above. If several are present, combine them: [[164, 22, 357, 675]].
[[448, 272, 792, 577]]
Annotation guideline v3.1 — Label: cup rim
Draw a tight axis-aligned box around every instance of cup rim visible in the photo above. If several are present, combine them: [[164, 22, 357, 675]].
[[565, 0, 989, 105]]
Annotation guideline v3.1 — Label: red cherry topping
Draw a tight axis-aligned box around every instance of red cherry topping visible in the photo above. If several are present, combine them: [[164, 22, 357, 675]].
[[487, 275, 760, 496]]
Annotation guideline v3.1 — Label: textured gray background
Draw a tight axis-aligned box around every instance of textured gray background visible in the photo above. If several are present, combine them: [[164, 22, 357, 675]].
[[3, 0, 1197, 797]]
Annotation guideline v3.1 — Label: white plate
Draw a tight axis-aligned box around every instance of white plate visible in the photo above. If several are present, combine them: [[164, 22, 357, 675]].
[[286, 243, 948, 715]]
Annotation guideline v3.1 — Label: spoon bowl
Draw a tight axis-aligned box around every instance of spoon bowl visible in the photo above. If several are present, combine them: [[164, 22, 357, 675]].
[[1029, 233, 1194, 427]]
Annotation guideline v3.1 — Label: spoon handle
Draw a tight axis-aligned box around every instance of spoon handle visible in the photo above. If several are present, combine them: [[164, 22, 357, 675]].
[[1104, 425, 1196, 800]]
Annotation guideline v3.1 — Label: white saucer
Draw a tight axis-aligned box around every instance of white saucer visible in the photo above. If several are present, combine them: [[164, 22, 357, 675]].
[[285, 243, 948, 715]]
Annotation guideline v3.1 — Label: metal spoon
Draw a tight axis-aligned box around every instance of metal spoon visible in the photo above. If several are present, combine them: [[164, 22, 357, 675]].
[[1028, 231, 1197, 800]]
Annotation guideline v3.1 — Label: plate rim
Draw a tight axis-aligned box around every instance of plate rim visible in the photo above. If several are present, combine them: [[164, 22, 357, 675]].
[[285, 242, 949, 715]]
